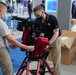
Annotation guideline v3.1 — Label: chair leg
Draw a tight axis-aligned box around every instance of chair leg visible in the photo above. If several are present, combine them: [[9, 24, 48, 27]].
[[36, 61, 40, 75], [43, 60, 56, 75]]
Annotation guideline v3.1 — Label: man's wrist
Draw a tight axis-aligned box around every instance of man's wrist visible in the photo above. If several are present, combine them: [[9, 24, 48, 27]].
[[48, 42, 51, 46]]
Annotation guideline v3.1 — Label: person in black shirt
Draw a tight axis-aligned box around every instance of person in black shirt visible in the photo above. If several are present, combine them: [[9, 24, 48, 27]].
[[72, 0, 76, 19], [27, 0, 32, 21], [33, 5, 62, 75], [40, 0, 45, 11]]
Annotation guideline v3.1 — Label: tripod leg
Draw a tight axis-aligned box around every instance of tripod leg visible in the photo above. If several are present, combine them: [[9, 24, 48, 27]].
[[26, 61, 29, 75], [16, 57, 27, 75], [36, 61, 40, 75], [43, 60, 56, 75], [39, 60, 46, 75]]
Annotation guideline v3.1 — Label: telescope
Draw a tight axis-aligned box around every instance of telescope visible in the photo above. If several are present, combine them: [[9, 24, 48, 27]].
[[13, 17, 55, 75], [12, 16, 45, 45]]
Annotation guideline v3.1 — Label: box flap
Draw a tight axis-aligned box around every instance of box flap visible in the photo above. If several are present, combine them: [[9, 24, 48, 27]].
[[61, 37, 74, 49], [71, 39, 76, 48], [62, 30, 76, 38]]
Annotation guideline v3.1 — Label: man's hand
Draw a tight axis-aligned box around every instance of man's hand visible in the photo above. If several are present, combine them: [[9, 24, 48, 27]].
[[9, 44, 17, 49], [45, 44, 50, 50], [26, 46, 35, 51]]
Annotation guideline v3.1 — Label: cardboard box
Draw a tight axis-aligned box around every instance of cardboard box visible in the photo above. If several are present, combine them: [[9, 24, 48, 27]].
[[61, 37, 76, 64], [61, 30, 76, 38], [62, 30, 76, 53], [48, 30, 76, 65], [71, 19, 76, 25], [61, 47, 76, 64], [74, 53, 76, 61]]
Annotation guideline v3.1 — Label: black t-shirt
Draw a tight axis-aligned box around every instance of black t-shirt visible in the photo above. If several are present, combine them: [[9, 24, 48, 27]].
[[35, 14, 61, 40], [27, 3, 32, 12]]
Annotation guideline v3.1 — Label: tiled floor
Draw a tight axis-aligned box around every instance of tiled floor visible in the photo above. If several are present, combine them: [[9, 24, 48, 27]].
[[14, 60, 76, 75]]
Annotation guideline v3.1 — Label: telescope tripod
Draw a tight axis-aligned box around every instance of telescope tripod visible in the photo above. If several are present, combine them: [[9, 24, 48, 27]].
[[16, 51, 56, 75]]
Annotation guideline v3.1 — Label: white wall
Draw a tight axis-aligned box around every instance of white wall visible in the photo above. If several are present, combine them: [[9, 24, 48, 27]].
[[0, 0, 6, 3], [32, 0, 72, 30], [57, 0, 72, 30], [32, 0, 42, 9], [32, 0, 57, 17]]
